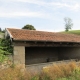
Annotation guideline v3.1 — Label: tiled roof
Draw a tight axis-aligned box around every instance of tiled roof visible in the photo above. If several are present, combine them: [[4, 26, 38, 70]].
[[6, 28, 80, 42]]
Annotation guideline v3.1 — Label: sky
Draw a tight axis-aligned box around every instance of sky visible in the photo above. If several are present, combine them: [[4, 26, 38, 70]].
[[0, 0, 80, 32]]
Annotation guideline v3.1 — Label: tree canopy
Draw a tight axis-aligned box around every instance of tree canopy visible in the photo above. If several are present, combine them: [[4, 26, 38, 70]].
[[64, 17, 73, 32], [22, 24, 36, 30]]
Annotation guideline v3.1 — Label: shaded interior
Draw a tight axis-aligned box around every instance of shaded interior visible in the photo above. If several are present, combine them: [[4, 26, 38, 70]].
[[25, 47, 80, 65]]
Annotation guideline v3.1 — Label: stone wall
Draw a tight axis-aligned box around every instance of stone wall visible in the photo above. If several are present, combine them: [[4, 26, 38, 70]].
[[13, 46, 25, 68]]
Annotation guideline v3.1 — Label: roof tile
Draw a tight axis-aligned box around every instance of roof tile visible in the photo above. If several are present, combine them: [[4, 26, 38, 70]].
[[7, 28, 80, 42]]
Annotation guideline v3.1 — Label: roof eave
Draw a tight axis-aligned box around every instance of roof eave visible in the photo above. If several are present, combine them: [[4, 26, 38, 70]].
[[13, 39, 80, 43]]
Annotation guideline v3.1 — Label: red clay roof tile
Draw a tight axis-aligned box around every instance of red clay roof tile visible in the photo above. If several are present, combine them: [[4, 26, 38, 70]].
[[6, 28, 80, 42]]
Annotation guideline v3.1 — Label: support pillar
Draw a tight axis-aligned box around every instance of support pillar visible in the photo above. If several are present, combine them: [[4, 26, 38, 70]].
[[13, 46, 25, 68]]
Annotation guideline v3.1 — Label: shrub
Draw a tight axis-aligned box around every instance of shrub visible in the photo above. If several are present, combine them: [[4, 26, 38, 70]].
[[43, 62, 77, 80], [0, 66, 32, 80], [0, 38, 13, 63]]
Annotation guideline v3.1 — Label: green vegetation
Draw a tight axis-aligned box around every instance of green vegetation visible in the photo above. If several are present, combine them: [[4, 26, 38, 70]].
[[0, 38, 13, 63], [56, 67, 80, 80], [64, 17, 73, 32], [61, 30, 80, 35], [0, 30, 13, 63], [22, 24, 36, 30]]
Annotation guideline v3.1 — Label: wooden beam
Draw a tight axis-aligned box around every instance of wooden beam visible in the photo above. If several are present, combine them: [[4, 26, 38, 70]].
[[13, 41, 80, 47]]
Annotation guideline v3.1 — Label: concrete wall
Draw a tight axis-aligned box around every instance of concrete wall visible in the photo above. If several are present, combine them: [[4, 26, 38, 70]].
[[25, 47, 58, 65], [58, 47, 80, 60], [14, 46, 25, 68]]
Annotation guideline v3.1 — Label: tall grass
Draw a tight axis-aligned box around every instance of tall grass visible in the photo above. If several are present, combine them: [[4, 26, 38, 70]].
[[43, 62, 77, 80], [0, 62, 80, 80], [0, 65, 35, 80]]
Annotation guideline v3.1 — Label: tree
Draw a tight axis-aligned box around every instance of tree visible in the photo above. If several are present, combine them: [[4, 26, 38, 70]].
[[0, 28, 2, 32], [64, 17, 73, 32], [22, 24, 36, 30]]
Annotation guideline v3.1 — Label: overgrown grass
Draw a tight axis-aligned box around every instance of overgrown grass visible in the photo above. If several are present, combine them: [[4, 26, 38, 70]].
[[0, 65, 34, 80], [42, 62, 77, 80], [0, 62, 80, 80]]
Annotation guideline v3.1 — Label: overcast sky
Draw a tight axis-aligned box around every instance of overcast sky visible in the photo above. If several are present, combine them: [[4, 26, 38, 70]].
[[0, 0, 80, 32]]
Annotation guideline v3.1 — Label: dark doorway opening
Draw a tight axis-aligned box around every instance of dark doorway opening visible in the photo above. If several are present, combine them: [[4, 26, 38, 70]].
[[25, 47, 58, 65], [25, 47, 80, 65]]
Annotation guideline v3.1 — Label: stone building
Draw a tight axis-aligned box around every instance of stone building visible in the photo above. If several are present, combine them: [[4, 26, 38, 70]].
[[5, 28, 80, 69]]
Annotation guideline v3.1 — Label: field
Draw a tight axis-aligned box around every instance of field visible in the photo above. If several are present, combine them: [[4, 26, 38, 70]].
[[61, 30, 80, 35]]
